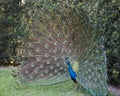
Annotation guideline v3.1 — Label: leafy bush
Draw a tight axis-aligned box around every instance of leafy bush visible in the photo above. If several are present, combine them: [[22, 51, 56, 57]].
[[0, 0, 26, 66]]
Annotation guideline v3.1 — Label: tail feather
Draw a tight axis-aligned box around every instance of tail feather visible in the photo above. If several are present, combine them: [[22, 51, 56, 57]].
[[15, 2, 108, 96]]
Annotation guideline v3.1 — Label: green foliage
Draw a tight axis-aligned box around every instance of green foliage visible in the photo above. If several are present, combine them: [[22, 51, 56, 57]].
[[96, 0, 120, 87], [0, 0, 26, 65]]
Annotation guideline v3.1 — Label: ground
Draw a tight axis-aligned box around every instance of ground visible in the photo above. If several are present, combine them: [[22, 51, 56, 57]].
[[0, 66, 119, 96], [108, 85, 120, 96]]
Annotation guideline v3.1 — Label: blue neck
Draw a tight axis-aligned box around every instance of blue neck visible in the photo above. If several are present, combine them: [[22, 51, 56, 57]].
[[65, 59, 77, 81]]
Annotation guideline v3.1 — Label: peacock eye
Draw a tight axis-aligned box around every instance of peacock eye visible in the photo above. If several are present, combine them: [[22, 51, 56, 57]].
[[34, 68, 39, 73], [37, 57, 41, 61], [54, 69, 58, 73], [44, 69, 49, 74], [25, 70, 29, 74], [57, 33, 61, 37], [69, 43, 73, 47], [56, 63, 60, 67], [45, 44, 49, 49], [63, 40, 67, 45], [54, 57, 57, 61], [53, 49, 57, 53], [28, 52, 33, 56], [31, 63, 35, 67], [38, 39, 41, 43], [47, 60, 51, 64], [39, 64, 44, 68], [45, 53, 49, 57], [66, 34, 70, 38], [36, 48, 40, 52], [40, 73, 44, 77], [54, 41, 58, 46], [61, 48, 65, 52], [50, 66, 54, 69]]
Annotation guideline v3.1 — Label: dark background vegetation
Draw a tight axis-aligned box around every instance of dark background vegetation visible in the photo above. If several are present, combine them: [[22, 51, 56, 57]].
[[0, 0, 120, 87]]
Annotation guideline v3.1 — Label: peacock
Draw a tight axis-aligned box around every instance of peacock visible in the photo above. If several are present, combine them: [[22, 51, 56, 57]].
[[14, 1, 108, 96]]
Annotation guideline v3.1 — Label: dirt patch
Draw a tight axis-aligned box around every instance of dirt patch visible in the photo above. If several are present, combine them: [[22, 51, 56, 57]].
[[108, 85, 120, 96]]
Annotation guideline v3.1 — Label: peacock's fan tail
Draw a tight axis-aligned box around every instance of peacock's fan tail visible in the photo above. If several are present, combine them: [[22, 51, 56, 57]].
[[15, 1, 108, 96]]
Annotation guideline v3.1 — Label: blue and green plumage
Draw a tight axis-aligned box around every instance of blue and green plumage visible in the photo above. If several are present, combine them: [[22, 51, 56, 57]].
[[65, 58, 77, 83], [15, 1, 108, 96]]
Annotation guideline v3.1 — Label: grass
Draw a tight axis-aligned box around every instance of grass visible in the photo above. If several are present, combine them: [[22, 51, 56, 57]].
[[0, 68, 114, 96]]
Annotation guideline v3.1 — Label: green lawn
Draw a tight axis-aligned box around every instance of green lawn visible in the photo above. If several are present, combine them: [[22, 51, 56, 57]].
[[0, 68, 113, 96]]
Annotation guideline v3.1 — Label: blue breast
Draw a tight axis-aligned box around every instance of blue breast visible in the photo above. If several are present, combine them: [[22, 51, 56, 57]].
[[65, 59, 77, 81]]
